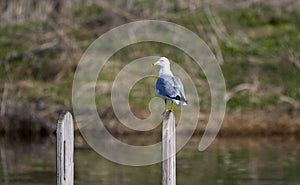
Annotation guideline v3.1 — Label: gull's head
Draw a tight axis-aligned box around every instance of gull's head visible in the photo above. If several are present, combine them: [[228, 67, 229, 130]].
[[152, 57, 170, 68]]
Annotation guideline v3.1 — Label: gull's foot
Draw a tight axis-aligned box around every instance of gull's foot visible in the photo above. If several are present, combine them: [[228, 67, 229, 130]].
[[162, 109, 172, 116], [170, 107, 174, 112], [171, 102, 174, 112], [162, 110, 168, 115]]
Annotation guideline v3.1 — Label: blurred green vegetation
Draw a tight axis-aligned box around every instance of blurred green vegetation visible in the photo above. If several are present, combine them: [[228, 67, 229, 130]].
[[0, 1, 300, 123]]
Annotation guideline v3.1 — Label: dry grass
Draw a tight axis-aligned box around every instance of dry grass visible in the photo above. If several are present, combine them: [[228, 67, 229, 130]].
[[217, 111, 300, 136]]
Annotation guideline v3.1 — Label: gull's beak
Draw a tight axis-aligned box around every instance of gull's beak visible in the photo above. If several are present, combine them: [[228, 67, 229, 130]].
[[152, 61, 159, 66]]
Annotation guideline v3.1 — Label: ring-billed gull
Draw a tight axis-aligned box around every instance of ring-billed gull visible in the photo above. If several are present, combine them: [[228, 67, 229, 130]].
[[152, 57, 187, 112]]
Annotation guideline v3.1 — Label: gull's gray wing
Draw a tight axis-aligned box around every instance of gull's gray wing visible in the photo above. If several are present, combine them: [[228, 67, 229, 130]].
[[156, 74, 187, 104], [172, 76, 185, 96], [155, 75, 178, 99]]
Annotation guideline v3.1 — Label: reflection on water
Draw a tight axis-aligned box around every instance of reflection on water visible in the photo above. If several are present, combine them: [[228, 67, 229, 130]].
[[0, 138, 56, 185], [0, 136, 300, 185]]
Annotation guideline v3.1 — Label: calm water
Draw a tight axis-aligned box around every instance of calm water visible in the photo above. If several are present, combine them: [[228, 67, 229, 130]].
[[0, 136, 300, 185]]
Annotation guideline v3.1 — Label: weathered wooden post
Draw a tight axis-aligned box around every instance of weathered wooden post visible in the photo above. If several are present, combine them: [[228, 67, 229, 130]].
[[162, 111, 176, 185], [56, 111, 74, 185]]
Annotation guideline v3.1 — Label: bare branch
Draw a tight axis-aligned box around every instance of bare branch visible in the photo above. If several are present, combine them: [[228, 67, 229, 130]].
[[288, 52, 300, 70], [0, 83, 9, 117], [97, 0, 140, 21], [226, 82, 258, 101], [209, 34, 224, 65], [0, 41, 61, 65], [204, 0, 232, 45], [279, 95, 300, 109]]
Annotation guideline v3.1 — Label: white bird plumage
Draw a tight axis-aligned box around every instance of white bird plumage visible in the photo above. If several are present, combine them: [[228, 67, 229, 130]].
[[153, 57, 187, 111]]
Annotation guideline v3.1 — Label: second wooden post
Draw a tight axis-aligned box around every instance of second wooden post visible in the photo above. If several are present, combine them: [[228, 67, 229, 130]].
[[56, 111, 74, 185]]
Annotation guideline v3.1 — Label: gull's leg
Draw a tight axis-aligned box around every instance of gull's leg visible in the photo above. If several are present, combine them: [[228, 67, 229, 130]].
[[171, 101, 174, 112], [165, 99, 169, 112]]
